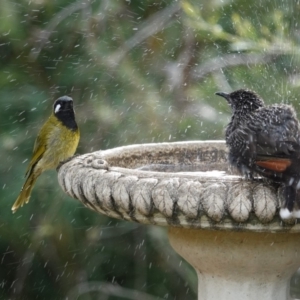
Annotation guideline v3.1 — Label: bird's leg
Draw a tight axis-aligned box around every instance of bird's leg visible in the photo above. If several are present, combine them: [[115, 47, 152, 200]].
[[240, 164, 254, 180]]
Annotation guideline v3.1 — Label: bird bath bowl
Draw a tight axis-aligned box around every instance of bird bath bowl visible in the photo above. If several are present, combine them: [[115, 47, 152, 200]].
[[57, 140, 300, 300]]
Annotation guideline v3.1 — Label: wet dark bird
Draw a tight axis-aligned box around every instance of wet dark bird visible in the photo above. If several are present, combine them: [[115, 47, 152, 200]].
[[216, 89, 300, 219], [12, 96, 80, 213]]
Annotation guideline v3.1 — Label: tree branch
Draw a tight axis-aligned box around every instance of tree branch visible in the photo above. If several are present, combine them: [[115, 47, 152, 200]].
[[29, 0, 91, 61], [191, 53, 277, 81], [106, 1, 182, 67]]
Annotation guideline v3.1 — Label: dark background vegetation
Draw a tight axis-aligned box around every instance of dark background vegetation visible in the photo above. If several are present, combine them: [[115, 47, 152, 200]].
[[1, 0, 300, 299]]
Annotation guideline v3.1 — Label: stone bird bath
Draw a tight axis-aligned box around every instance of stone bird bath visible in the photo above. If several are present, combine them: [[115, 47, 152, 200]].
[[57, 141, 300, 300]]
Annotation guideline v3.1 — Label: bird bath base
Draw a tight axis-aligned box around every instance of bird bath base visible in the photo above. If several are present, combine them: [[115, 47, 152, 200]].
[[57, 141, 300, 300], [169, 227, 300, 300]]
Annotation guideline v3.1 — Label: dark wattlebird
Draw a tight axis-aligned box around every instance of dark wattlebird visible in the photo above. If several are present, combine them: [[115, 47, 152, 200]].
[[12, 96, 80, 213], [216, 89, 300, 219]]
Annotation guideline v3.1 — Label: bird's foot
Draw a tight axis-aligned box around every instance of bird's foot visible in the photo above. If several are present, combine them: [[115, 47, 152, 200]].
[[244, 173, 254, 180], [56, 154, 80, 171]]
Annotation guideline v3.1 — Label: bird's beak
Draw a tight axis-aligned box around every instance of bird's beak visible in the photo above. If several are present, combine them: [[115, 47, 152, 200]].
[[215, 92, 230, 102]]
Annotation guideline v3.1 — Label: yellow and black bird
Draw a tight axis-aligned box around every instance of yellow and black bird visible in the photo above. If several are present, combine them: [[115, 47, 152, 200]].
[[12, 96, 80, 213]]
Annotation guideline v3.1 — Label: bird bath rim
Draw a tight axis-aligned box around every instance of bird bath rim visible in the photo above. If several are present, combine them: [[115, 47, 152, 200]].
[[57, 140, 300, 232]]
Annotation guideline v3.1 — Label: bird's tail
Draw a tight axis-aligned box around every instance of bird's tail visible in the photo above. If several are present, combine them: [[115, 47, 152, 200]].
[[283, 185, 295, 211], [294, 189, 300, 219], [12, 174, 37, 213], [280, 184, 300, 219]]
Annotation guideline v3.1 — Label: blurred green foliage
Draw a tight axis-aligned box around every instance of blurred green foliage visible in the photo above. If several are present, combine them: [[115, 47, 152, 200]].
[[1, 0, 300, 298]]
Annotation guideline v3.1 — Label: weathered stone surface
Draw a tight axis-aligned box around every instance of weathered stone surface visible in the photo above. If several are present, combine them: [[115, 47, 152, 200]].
[[202, 182, 226, 222], [253, 184, 277, 223], [177, 181, 202, 219], [227, 182, 252, 223]]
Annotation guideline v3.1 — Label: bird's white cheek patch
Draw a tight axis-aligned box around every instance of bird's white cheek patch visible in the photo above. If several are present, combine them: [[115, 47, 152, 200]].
[[55, 104, 61, 113]]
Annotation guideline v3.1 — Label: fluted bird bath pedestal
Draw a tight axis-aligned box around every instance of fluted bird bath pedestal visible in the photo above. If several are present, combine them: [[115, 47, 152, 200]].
[[57, 141, 300, 300]]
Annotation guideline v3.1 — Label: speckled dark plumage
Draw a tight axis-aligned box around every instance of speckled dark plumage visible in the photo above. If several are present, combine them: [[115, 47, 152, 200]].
[[216, 89, 300, 219]]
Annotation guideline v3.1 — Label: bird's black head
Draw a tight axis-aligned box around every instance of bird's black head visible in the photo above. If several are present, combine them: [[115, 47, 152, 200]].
[[215, 89, 264, 113], [53, 96, 78, 131]]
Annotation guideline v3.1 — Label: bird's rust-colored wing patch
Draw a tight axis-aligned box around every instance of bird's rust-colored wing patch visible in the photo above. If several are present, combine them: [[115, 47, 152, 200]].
[[255, 159, 292, 172]]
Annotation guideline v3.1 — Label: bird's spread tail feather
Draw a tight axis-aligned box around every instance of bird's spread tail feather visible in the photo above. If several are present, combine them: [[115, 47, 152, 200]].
[[12, 174, 37, 213], [280, 184, 300, 219]]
